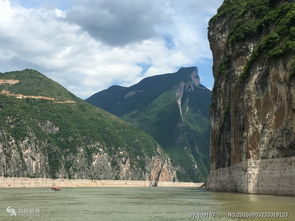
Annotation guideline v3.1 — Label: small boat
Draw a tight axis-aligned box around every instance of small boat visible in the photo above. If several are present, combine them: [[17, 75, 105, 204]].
[[51, 187, 61, 191]]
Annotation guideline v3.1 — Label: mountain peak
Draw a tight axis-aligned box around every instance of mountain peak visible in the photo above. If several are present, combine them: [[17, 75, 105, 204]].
[[178, 66, 198, 73], [177, 66, 200, 87], [1, 69, 44, 79], [0, 69, 77, 101], [86, 66, 212, 181], [87, 66, 209, 117]]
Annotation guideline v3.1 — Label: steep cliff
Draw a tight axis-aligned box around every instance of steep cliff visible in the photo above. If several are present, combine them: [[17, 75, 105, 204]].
[[87, 67, 211, 182], [0, 69, 176, 182], [208, 0, 295, 195]]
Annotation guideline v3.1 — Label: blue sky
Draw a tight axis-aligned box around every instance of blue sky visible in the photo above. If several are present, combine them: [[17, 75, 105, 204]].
[[0, 0, 222, 98], [10, 0, 71, 9]]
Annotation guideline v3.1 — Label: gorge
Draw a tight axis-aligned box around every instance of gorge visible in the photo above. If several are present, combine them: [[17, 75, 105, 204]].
[[0, 0, 294, 198]]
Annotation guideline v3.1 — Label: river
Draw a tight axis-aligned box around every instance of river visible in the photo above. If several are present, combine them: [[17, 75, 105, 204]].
[[0, 187, 294, 220]]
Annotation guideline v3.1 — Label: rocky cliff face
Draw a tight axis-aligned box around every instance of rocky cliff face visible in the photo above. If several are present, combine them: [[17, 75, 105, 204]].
[[87, 67, 212, 182], [0, 129, 175, 181], [208, 0, 295, 195], [0, 69, 176, 182]]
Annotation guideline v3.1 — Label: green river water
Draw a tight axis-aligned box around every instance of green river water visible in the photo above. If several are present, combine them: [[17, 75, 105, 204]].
[[0, 187, 294, 221]]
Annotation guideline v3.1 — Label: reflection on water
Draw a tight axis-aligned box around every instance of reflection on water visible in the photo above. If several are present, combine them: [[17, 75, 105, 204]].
[[247, 193, 260, 202], [0, 187, 294, 221]]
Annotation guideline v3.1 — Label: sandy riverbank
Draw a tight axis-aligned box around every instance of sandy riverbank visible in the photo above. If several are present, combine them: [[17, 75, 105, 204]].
[[0, 177, 203, 188]]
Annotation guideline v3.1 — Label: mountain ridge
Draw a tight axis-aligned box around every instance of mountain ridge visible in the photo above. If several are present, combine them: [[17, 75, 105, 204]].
[[87, 67, 208, 116], [87, 67, 212, 181]]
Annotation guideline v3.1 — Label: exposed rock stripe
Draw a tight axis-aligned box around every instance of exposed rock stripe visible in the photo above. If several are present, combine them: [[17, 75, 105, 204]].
[[0, 79, 20, 85], [0, 177, 203, 188], [0, 90, 76, 104]]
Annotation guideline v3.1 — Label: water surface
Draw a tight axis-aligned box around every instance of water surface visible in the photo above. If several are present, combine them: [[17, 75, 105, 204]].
[[0, 187, 294, 221]]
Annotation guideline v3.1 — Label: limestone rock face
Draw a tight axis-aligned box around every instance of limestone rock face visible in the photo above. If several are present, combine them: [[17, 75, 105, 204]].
[[149, 148, 176, 182], [208, 0, 295, 195], [0, 128, 176, 181]]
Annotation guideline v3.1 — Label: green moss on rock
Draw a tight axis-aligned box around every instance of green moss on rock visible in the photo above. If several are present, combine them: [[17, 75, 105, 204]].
[[212, 0, 295, 80]]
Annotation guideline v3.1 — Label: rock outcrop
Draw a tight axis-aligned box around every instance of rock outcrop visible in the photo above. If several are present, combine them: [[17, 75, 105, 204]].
[[0, 129, 175, 181], [208, 0, 295, 195]]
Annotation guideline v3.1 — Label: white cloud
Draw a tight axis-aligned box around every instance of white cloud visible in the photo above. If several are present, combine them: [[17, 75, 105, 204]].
[[66, 0, 163, 46], [0, 0, 222, 98]]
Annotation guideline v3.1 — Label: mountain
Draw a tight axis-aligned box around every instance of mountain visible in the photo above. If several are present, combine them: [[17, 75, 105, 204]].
[[87, 67, 212, 182], [0, 69, 176, 181], [207, 0, 295, 195]]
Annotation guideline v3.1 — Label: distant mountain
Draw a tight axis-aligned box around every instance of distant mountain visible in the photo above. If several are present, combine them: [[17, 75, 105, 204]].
[[0, 69, 176, 181], [87, 67, 212, 181]]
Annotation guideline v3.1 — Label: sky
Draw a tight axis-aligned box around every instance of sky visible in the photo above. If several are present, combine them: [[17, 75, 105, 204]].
[[0, 0, 223, 99]]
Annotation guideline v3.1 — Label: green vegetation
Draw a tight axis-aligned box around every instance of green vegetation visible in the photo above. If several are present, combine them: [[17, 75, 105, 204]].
[[0, 69, 77, 100], [0, 70, 160, 178], [211, 0, 295, 80], [240, 31, 280, 80], [123, 90, 210, 182], [123, 90, 183, 150], [87, 68, 212, 182]]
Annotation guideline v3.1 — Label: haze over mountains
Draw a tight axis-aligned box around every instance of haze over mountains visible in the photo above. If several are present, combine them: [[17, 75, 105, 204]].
[[87, 67, 212, 181]]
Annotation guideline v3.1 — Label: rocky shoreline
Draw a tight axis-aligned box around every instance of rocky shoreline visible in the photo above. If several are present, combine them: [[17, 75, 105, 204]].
[[0, 177, 203, 188]]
